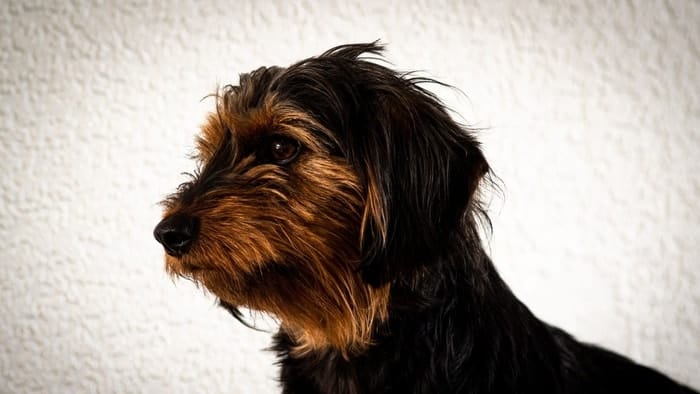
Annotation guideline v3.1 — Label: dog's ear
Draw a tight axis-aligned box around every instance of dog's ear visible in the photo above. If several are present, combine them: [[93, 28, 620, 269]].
[[350, 82, 490, 286], [274, 42, 489, 285]]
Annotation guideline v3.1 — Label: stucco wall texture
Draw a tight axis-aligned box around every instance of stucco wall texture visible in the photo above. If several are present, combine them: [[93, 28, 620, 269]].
[[1, 0, 699, 392]]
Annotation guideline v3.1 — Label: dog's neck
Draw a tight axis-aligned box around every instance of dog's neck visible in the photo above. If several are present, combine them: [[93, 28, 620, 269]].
[[275, 229, 566, 393]]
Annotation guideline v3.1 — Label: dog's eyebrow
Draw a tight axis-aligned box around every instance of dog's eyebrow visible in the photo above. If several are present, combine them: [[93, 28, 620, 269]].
[[269, 105, 342, 153]]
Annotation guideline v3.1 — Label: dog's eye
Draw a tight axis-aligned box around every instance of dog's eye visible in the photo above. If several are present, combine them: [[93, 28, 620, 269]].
[[269, 136, 300, 165]]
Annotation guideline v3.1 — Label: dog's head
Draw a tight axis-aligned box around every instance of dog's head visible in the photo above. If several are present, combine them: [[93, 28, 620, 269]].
[[155, 42, 490, 355]]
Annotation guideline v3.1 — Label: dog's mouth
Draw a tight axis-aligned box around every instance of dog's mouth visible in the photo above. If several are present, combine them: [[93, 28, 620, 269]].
[[164, 255, 214, 277], [181, 261, 207, 272]]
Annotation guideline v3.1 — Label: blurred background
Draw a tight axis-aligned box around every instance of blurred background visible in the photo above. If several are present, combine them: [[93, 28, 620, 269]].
[[1, 0, 699, 392]]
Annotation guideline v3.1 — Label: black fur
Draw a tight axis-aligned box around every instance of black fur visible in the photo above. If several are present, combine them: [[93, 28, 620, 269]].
[[227, 43, 697, 394]]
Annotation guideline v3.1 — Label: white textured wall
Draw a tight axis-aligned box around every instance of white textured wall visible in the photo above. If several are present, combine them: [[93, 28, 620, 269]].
[[1, 0, 699, 392]]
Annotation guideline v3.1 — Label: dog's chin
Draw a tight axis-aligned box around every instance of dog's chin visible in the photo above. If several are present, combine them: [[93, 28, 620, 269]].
[[166, 257, 265, 304]]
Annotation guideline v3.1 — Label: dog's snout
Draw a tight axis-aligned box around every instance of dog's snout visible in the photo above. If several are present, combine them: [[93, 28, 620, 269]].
[[153, 214, 200, 257]]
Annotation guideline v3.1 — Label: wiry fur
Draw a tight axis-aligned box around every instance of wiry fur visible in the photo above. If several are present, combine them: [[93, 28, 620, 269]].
[[156, 43, 698, 393]]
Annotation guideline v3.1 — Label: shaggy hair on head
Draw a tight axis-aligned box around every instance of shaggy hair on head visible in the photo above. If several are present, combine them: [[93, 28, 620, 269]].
[[155, 42, 698, 394]]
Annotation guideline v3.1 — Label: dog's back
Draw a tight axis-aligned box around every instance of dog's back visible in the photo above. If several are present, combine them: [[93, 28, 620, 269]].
[[573, 340, 697, 393]]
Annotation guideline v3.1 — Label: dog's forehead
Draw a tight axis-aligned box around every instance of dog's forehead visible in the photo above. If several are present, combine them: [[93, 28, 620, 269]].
[[228, 105, 276, 140], [195, 60, 359, 164], [195, 94, 273, 159]]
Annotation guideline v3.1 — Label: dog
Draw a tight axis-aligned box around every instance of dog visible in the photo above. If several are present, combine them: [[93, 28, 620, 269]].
[[154, 42, 698, 393]]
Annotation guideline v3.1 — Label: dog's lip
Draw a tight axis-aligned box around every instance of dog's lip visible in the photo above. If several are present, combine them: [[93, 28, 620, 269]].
[[170, 258, 213, 274]]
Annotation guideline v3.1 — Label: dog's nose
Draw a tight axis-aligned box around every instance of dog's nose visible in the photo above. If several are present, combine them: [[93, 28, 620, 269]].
[[153, 214, 200, 257]]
